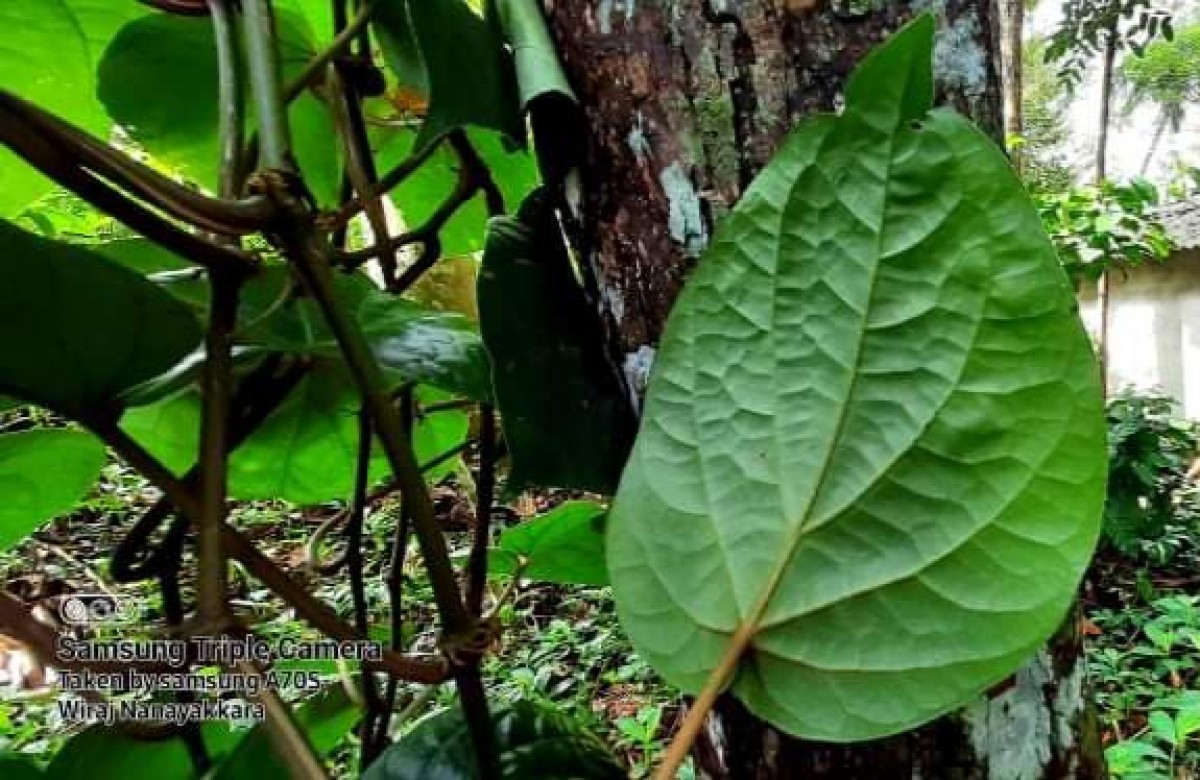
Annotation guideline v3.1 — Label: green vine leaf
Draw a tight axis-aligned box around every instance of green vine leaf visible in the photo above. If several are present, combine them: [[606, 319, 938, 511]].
[[97, 2, 340, 203], [371, 0, 522, 152], [121, 368, 467, 505], [363, 700, 625, 779], [0, 221, 203, 418], [246, 274, 491, 401], [478, 190, 636, 494], [491, 501, 609, 586], [0, 1, 144, 216], [0, 430, 106, 552], [608, 14, 1106, 742]]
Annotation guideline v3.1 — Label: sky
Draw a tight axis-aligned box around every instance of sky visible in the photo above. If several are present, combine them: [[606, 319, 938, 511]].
[[1028, 0, 1199, 184]]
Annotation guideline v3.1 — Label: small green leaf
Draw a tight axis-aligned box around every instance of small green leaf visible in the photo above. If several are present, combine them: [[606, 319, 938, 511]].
[[608, 15, 1105, 741], [213, 686, 360, 780], [372, 0, 522, 152], [246, 274, 491, 401], [0, 430, 106, 551], [121, 367, 466, 504], [363, 700, 624, 779], [494, 501, 609, 585], [1148, 711, 1177, 746], [0, 221, 203, 417], [478, 191, 636, 494]]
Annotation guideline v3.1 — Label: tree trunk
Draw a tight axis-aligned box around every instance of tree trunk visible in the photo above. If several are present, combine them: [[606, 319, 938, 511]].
[[544, 1, 1108, 777], [999, 0, 1025, 171], [1096, 28, 1116, 183], [1139, 110, 1168, 177]]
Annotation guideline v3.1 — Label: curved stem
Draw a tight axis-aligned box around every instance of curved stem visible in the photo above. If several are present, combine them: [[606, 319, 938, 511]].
[[283, 2, 377, 104], [210, 0, 246, 199]]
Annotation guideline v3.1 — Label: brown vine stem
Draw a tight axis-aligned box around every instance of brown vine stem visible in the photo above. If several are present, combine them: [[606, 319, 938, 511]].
[[282, 1, 376, 104], [267, 199, 497, 775], [328, 62, 398, 284], [0, 90, 273, 234], [89, 413, 451, 684]]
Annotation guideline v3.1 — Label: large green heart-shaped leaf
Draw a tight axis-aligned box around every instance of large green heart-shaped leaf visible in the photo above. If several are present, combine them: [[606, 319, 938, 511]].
[[0, 221, 203, 418], [97, 2, 339, 203], [372, 0, 522, 152], [0, 1, 144, 216], [491, 501, 608, 586], [478, 191, 635, 494], [363, 700, 624, 779], [45, 723, 235, 780], [607, 15, 1106, 742], [0, 430, 106, 551]]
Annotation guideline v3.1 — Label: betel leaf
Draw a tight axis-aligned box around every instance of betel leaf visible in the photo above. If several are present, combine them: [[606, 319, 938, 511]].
[[607, 14, 1106, 742], [372, 0, 522, 152], [0, 221, 203, 418], [0, 1, 144, 216], [478, 190, 636, 494], [492, 501, 608, 586], [246, 273, 491, 401], [213, 685, 360, 780], [0, 430, 106, 551], [97, 2, 340, 203], [363, 700, 624, 780]]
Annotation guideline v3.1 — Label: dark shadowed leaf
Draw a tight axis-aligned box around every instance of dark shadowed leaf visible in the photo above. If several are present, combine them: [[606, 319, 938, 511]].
[[372, 0, 522, 152], [45, 723, 234, 780], [492, 501, 608, 585], [0, 221, 202, 418], [0, 430, 106, 551], [478, 191, 635, 494], [213, 686, 360, 780], [363, 700, 624, 780], [0, 756, 44, 780], [608, 15, 1106, 741]]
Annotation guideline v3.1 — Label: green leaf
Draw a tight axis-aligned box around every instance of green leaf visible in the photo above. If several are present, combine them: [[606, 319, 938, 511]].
[[607, 15, 1106, 742], [1148, 711, 1177, 746], [371, 127, 539, 258], [213, 686, 360, 780], [0, 221, 203, 417], [372, 0, 522, 152], [97, 3, 340, 203], [363, 700, 624, 779], [493, 501, 609, 585], [0, 430, 106, 551], [121, 367, 466, 504], [478, 190, 636, 494], [0, 755, 45, 780], [246, 274, 491, 401], [0, 1, 144, 216], [45, 723, 233, 780]]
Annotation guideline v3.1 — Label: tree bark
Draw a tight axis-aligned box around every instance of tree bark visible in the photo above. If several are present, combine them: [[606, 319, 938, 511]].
[[544, 1, 1108, 777], [999, 0, 1025, 171]]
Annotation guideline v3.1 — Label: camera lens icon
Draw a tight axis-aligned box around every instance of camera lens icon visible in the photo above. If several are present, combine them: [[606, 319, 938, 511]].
[[58, 594, 134, 626]]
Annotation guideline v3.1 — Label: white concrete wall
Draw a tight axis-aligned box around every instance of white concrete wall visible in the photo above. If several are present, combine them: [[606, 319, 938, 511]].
[[1078, 249, 1200, 417]]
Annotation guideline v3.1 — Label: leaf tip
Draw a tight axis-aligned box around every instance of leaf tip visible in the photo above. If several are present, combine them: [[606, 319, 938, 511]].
[[844, 12, 936, 125]]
